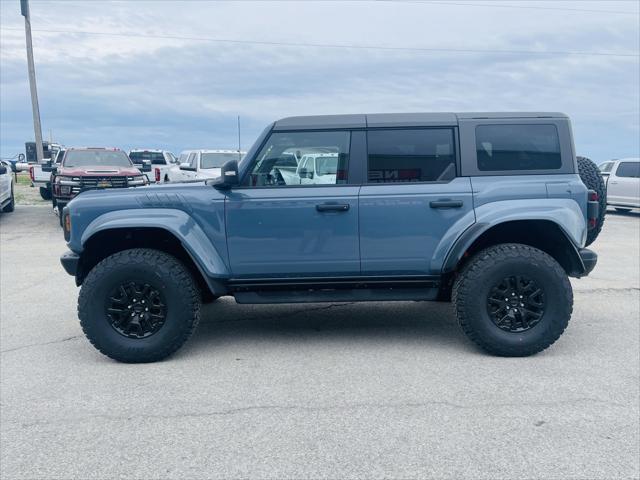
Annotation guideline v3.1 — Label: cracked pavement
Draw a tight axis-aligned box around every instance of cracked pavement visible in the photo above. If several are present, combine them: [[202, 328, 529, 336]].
[[1, 206, 639, 479]]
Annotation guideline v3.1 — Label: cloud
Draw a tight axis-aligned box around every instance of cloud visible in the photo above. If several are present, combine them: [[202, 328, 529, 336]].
[[1, 0, 638, 161]]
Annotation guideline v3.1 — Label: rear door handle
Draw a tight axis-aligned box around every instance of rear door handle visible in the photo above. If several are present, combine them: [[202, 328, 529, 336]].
[[430, 199, 463, 209], [316, 203, 350, 212]]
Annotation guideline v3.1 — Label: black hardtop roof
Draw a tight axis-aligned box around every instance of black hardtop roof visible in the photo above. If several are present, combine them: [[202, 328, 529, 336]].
[[273, 112, 568, 130]]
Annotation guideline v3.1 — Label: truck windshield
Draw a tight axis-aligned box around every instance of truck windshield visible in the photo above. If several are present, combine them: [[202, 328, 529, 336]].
[[63, 150, 132, 168], [201, 152, 240, 169], [129, 151, 166, 165]]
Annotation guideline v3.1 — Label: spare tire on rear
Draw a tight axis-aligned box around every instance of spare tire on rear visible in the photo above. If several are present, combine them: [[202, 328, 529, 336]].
[[577, 156, 606, 246]]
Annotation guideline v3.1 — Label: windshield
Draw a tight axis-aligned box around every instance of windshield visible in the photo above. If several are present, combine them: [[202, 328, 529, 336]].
[[63, 150, 132, 168], [201, 152, 240, 169], [55, 150, 66, 164], [129, 151, 166, 165]]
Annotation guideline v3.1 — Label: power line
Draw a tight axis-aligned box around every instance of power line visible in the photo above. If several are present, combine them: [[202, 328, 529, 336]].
[[2, 27, 638, 58], [19, 0, 640, 14], [386, 1, 639, 15]]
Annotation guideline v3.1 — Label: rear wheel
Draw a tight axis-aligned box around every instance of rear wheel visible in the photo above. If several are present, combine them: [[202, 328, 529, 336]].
[[39, 187, 52, 200], [78, 248, 201, 363], [577, 156, 606, 246], [453, 243, 572, 356]]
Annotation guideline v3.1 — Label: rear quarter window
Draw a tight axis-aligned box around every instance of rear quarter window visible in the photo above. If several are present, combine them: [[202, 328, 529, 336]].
[[475, 124, 562, 171]]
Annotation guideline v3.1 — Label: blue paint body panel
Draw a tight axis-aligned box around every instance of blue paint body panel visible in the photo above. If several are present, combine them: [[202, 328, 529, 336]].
[[225, 186, 360, 277], [359, 178, 474, 275]]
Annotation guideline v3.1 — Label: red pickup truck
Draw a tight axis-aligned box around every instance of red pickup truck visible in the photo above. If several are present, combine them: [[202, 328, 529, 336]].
[[53, 147, 148, 225]]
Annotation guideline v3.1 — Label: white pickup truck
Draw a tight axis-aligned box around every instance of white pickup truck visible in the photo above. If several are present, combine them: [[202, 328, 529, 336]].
[[170, 150, 245, 182], [128, 149, 178, 183], [27, 147, 65, 200]]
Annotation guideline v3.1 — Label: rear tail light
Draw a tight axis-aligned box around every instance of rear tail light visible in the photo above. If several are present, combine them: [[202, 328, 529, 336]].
[[588, 218, 597, 229], [155, 167, 160, 182], [29, 166, 34, 181], [588, 191, 598, 202]]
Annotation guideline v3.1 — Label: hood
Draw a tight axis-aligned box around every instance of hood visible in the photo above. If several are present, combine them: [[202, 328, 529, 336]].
[[59, 166, 142, 176]]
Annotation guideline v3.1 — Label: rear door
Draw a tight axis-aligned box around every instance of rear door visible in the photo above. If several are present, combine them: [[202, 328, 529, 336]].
[[359, 128, 474, 275]]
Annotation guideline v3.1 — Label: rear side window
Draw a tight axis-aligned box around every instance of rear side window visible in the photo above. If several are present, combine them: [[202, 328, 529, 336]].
[[615, 161, 640, 178], [367, 129, 456, 183], [476, 124, 561, 171]]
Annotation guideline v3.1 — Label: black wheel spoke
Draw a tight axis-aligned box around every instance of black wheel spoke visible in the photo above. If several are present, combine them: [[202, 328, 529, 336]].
[[106, 281, 166, 339], [487, 275, 545, 333]]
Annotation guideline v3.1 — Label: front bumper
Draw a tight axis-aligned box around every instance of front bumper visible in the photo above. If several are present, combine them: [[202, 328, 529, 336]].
[[578, 248, 597, 276], [60, 250, 80, 276]]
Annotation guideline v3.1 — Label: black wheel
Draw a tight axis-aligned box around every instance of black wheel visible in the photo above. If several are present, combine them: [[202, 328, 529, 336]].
[[57, 205, 63, 227], [453, 243, 572, 357], [615, 207, 632, 213], [2, 184, 15, 212], [78, 248, 200, 363], [577, 156, 606, 246], [39, 187, 52, 200]]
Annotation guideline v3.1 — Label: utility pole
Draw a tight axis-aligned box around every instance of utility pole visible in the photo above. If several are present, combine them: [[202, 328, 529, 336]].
[[21, 0, 44, 164]]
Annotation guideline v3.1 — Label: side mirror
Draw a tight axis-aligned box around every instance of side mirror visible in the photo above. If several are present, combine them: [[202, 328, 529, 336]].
[[179, 162, 195, 171], [141, 160, 152, 172], [213, 160, 239, 190], [0, 165, 7, 175], [18, 153, 25, 162]]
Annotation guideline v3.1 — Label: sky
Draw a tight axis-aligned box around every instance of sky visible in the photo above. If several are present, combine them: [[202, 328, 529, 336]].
[[0, 0, 638, 163]]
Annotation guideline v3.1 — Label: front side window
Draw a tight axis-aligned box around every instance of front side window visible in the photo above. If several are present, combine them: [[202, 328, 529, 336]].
[[243, 131, 350, 187], [476, 124, 561, 171], [367, 128, 455, 183], [615, 161, 640, 178], [187, 152, 197, 169], [63, 150, 132, 168]]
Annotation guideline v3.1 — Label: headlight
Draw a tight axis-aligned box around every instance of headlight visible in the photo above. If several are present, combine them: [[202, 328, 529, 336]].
[[56, 176, 81, 186], [127, 175, 147, 186]]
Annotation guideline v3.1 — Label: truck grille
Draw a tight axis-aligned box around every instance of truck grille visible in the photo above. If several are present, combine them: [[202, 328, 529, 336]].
[[81, 176, 128, 189]]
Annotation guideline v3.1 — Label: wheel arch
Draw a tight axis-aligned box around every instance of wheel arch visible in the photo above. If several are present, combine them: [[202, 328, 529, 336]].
[[443, 219, 585, 277], [76, 221, 229, 297]]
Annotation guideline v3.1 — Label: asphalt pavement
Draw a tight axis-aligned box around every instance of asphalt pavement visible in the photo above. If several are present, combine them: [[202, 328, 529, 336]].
[[1, 205, 638, 479]]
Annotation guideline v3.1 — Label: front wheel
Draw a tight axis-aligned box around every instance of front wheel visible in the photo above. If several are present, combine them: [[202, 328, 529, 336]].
[[78, 248, 201, 363], [39, 187, 52, 200], [2, 185, 15, 212], [453, 243, 572, 356]]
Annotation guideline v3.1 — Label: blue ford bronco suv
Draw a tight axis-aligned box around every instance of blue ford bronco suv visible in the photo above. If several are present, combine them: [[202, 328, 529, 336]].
[[60, 113, 604, 363]]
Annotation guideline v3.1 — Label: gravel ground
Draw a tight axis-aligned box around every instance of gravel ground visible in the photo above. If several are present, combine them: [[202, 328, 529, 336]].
[[12, 172, 50, 205], [0, 205, 638, 480]]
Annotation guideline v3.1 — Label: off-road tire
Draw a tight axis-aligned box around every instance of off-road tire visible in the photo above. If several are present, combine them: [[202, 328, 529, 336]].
[[2, 185, 14, 212], [39, 187, 52, 200], [78, 248, 200, 363], [57, 205, 63, 227], [452, 243, 572, 356], [577, 156, 606, 246]]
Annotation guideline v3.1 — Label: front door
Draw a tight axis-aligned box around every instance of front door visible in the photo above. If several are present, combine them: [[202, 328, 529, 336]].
[[359, 128, 474, 275], [225, 130, 360, 278]]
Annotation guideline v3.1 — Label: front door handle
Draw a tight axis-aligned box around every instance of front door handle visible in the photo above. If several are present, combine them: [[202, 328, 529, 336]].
[[430, 199, 463, 209], [316, 203, 350, 212]]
